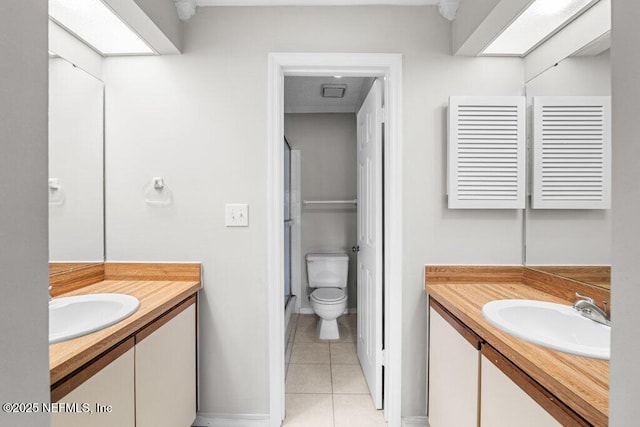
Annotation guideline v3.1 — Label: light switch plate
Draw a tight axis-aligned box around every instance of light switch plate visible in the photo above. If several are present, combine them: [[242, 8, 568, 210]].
[[225, 204, 249, 227]]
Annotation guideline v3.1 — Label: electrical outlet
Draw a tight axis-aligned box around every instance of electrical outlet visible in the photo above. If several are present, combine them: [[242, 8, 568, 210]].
[[225, 204, 249, 227]]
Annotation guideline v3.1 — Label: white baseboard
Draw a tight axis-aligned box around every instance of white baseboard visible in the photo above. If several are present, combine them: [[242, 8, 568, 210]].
[[402, 415, 429, 427], [193, 413, 270, 426], [297, 308, 357, 315], [195, 412, 424, 426]]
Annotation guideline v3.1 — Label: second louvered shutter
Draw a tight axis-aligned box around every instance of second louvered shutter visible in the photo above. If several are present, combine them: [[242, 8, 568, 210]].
[[532, 96, 611, 209], [448, 96, 526, 209]]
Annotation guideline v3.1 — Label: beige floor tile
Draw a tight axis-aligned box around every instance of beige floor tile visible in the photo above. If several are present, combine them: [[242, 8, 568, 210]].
[[342, 314, 357, 329], [294, 314, 357, 343], [283, 394, 334, 427], [285, 340, 295, 379], [333, 394, 386, 427], [297, 314, 317, 325], [286, 364, 332, 394], [333, 315, 356, 343], [294, 316, 322, 343], [291, 342, 330, 364], [287, 314, 299, 344], [286, 340, 294, 364], [330, 343, 359, 364], [331, 364, 369, 394]]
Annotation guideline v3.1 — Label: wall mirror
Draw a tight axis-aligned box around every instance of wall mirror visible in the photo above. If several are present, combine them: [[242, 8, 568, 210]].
[[523, 49, 611, 290], [48, 51, 105, 277]]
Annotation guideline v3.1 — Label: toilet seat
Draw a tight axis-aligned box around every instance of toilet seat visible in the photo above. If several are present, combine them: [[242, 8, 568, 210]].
[[311, 288, 346, 304]]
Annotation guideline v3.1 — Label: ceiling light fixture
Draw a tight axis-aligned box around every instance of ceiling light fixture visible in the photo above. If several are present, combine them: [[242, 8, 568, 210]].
[[322, 84, 347, 98], [482, 0, 597, 56], [49, 0, 154, 56]]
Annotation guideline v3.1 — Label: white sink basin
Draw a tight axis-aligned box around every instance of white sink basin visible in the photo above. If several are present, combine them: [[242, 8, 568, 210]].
[[49, 294, 140, 344], [482, 299, 610, 360]]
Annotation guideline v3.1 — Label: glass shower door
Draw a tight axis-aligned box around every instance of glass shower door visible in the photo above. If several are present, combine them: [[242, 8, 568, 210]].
[[284, 138, 292, 308]]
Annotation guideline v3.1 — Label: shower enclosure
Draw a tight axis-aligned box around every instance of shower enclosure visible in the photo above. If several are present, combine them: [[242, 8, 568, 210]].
[[284, 138, 292, 308]]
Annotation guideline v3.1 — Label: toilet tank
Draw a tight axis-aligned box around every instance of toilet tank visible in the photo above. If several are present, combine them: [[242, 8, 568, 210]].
[[306, 253, 349, 288]]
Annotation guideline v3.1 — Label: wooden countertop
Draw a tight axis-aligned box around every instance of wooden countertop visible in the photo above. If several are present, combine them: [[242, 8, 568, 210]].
[[426, 281, 609, 427], [50, 279, 201, 385]]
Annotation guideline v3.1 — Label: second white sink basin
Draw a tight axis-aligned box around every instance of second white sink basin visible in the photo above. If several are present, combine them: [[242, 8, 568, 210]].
[[49, 293, 140, 344], [482, 299, 610, 360]]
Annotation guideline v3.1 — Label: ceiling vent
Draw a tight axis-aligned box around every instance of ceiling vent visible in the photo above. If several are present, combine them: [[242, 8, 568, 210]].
[[321, 84, 347, 98]]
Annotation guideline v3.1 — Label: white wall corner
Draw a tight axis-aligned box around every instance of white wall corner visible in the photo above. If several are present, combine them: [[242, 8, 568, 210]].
[[175, 0, 197, 21], [438, 0, 460, 21]]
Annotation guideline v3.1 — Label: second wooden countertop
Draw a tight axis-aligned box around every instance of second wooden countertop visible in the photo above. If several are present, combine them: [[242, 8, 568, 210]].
[[50, 279, 201, 385], [426, 282, 608, 427]]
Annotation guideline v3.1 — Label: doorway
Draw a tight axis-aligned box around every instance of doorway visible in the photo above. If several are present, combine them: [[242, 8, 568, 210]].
[[282, 77, 379, 424], [267, 53, 403, 427]]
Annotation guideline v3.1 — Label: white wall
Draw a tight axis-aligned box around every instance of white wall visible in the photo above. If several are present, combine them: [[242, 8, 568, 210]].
[[0, 2, 50, 426], [284, 113, 357, 311], [525, 51, 611, 265], [103, 6, 524, 419], [49, 58, 104, 262], [610, 1, 640, 425]]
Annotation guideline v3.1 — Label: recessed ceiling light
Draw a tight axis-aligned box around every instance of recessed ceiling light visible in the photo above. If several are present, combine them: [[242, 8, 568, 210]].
[[482, 0, 597, 56], [333, 75, 343, 79], [49, 0, 154, 56]]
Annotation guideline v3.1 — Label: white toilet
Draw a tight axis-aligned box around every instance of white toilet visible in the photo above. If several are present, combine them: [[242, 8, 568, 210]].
[[306, 253, 349, 340]]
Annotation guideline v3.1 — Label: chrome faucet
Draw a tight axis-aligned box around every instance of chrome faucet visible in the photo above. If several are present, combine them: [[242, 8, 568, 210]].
[[573, 292, 610, 326]]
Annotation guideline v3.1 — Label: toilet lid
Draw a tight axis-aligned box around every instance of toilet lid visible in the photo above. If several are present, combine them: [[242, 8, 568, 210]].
[[312, 288, 346, 302]]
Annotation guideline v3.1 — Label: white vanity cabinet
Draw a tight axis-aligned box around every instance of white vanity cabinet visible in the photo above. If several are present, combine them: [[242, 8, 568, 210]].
[[428, 297, 587, 427], [51, 297, 197, 427], [135, 302, 197, 427], [481, 351, 560, 427], [428, 301, 481, 427], [51, 340, 136, 427]]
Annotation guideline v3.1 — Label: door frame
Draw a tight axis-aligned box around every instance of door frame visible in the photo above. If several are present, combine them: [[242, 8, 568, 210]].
[[266, 52, 403, 427]]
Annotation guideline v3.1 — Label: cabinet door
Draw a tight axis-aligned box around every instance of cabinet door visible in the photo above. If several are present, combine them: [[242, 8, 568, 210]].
[[481, 354, 561, 427], [51, 347, 135, 427], [136, 303, 196, 427], [428, 304, 480, 427]]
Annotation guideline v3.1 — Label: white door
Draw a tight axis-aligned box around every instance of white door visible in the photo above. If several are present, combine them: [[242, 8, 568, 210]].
[[356, 79, 383, 409]]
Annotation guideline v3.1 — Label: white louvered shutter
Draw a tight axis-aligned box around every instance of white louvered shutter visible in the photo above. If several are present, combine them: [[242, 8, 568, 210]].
[[532, 96, 611, 209], [448, 96, 526, 209]]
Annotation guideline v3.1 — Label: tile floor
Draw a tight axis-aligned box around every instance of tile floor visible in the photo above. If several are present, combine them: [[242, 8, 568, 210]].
[[283, 314, 387, 427]]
